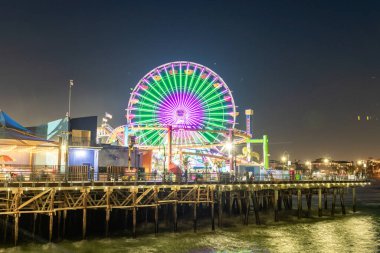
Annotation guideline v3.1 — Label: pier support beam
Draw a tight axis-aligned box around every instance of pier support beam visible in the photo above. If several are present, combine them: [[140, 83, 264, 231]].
[[3, 215, 8, 243], [331, 188, 336, 216], [132, 190, 137, 238], [49, 213, 53, 242], [62, 210, 67, 239], [14, 214, 19, 246], [253, 191, 261, 225], [82, 191, 88, 240], [228, 192, 233, 215], [318, 188, 322, 217], [132, 207, 137, 238], [57, 210, 61, 240], [193, 203, 197, 233], [306, 190, 312, 218], [154, 188, 159, 234], [211, 188, 215, 231], [244, 191, 250, 225], [340, 188, 346, 215], [352, 188, 356, 213], [173, 190, 178, 232], [297, 189, 302, 219], [105, 188, 112, 237], [274, 190, 279, 222], [218, 191, 223, 227], [32, 213, 37, 241]]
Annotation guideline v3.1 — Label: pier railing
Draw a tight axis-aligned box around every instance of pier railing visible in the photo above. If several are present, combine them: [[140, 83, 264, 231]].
[[0, 170, 368, 185]]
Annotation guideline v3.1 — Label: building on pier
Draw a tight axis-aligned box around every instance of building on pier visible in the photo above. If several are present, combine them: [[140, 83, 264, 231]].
[[0, 110, 59, 179]]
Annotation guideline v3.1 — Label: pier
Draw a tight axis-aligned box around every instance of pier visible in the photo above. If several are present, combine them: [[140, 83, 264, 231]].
[[0, 178, 370, 245]]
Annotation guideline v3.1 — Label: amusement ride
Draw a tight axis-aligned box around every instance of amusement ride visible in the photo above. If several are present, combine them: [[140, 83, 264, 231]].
[[97, 61, 269, 174]]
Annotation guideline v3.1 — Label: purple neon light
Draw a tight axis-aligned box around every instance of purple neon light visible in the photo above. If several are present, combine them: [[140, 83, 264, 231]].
[[157, 92, 205, 129]]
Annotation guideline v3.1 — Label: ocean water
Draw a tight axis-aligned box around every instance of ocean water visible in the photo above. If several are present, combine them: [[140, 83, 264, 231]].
[[2, 180, 379, 253]]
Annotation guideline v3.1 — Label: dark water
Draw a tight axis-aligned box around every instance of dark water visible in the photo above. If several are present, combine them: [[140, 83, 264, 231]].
[[2, 180, 380, 253]]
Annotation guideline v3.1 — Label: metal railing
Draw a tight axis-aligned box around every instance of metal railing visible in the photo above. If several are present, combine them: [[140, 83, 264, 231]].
[[0, 170, 368, 184]]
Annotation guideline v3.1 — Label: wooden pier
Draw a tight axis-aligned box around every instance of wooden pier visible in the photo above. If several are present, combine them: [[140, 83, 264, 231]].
[[0, 180, 370, 245]]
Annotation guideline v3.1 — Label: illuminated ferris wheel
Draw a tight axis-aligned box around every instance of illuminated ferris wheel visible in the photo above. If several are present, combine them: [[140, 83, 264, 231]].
[[126, 61, 236, 147]]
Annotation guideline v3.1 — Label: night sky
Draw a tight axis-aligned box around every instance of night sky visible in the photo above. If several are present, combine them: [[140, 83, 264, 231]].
[[0, 0, 379, 160]]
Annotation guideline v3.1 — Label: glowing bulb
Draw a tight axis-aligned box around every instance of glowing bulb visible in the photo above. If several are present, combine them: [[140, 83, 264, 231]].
[[225, 142, 233, 151]]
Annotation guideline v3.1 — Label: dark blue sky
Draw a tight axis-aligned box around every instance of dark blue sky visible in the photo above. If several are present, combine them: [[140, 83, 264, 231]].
[[0, 0, 379, 160]]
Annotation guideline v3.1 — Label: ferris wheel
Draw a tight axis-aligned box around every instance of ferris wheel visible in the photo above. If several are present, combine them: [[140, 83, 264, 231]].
[[126, 61, 236, 148]]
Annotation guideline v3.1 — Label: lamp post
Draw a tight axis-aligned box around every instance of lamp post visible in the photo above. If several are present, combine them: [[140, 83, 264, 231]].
[[357, 160, 367, 179], [68, 80, 74, 118], [281, 152, 290, 170], [305, 161, 312, 178], [225, 141, 234, 180]]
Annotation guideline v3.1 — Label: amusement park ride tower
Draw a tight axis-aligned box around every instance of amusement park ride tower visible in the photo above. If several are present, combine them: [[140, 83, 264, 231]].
[[101, 61, 269, 172]]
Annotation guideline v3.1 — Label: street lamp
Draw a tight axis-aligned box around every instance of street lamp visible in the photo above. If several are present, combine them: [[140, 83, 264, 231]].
[[281, 152, 290, 170], [224, 141, 235, 179], [68, 80, 74, 118], [305, 160, 312, 177], [357, 160, 367, 178]]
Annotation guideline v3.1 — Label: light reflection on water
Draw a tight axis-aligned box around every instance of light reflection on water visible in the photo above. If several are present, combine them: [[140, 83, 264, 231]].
[[2, 181, 379, 253]]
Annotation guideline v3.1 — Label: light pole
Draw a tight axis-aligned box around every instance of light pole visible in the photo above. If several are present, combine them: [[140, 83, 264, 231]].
[[68, 80, 74, 118], [225, 141, 234, 180], [305, 161, 312, 177], [357, 160, 367, 179], [64, 80, 74, 182], [281, 152, 290, 170]]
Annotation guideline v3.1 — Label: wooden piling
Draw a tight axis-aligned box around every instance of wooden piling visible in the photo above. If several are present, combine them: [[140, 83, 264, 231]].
[[62, 210, 67, 239], [57, 210, 61, 240], [252, 191, 261, 225], [211, 188, 215, 231], [297, 189, 302, 219], [124, 209, 128, 230], [318, 188, 322, 217], [154, 188, 159, 234], [278, 191, 282, 211], [193, 203, 197, 233], [132, 190, 137, 238], [244, 191, 250, 225], [218, 190, 223, 227], [32, 213, 37, 241], [340, 188, 346, 215], [132, 207, 137, 238], [14, 214, 19, 246], [306, 190, 312, 218], [193, 186, 198, 233], [3, 215, 8, 243], [331, 188, 336, 216], [274, 190, 279, 222], [105, 208, 110, 237], [82, 191, 87, 240], [49, 213, 53, 242], [228, 191, 233, 215], [173, 190, 178, 232], [352, 188, 356, 213]]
